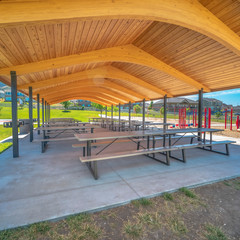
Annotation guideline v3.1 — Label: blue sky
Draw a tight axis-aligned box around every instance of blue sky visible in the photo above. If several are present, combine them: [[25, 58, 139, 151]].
[[185, 88, 240, 106]]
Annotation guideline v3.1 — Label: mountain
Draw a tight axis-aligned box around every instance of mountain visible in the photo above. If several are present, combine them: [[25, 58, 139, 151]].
[[0, 82, 5, 87]]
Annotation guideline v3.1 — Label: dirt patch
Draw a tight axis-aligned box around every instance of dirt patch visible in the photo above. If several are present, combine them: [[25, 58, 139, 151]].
[[1, 178, 240, 240], [212, 126, 240, 138]]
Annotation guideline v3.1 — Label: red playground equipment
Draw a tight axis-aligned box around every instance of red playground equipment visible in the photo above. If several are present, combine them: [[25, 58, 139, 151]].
[[225, 108, 234, 131]]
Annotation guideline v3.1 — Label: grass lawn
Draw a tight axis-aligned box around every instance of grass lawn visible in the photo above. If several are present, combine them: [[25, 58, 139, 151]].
[[0, 177, 239, 239], [0, 107, 101, 121], [0, 142, 12, 154], [0, 125, 12, 141]]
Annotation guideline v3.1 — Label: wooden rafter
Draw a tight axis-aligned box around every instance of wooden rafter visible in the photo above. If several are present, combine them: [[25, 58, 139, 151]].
[[38, 90, 126, 105], [46, 94, 113, 106], [8, 45, 209, 92], [32, 78, 146, 100], [34, 85, 134, 103], [0, 0, 240, 56], [19, 65, 172, 97]]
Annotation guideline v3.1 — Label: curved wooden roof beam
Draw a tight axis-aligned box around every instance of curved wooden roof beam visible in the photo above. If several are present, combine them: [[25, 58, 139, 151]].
[[46, 94, 113, 106], [0, 0, 239, 56], [32, 78, 146, 100], [12, 45, 209, 92], [50, 97, 110, 106], [36, 86, 131, 103], [39, 91, 125, 105], [19, 65, 172, 97]]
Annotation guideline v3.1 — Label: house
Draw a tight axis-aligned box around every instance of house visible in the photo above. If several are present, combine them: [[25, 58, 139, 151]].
[[152, 98, 197, 112], [0, 86, 29, 102], [203, 98, 223, 112]]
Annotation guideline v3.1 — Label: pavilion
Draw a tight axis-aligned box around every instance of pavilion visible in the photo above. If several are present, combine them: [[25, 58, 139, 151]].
[[0, 0, 240, 158]]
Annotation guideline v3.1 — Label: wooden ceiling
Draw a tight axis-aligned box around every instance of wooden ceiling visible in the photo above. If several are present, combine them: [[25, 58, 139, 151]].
[[0, 0, 240, 106]]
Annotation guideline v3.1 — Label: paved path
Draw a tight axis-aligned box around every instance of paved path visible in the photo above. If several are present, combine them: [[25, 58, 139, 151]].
[[0, 128, 239, 230]]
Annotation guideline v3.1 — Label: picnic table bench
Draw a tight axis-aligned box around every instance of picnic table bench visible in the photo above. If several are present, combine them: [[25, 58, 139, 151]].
[[34, 125, 97, 152], [75, 128, 235, 179]]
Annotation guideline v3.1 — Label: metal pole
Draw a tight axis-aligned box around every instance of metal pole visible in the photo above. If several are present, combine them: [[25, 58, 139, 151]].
[[49, 104, 51, 121], [29, 87, 33, 142], [105, 105, 107, 118], [164, 95, 167, 124], [142, 98, 145, 130], [45, 101, 47, 123], [129, 101, 131, 130], [118, 103, 121, 131], [11, 71, 19, 158], [37, 94, 40, 134], [42, 98, 44, 125], [198, 88, 203, 139], [111, 104, 113, 119]]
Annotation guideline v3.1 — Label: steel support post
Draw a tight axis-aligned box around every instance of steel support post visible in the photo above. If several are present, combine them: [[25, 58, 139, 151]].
[[45, 101, 47, 123], [111, 104, 113, 130], [111, 104, 113, 119], [37, 94, 40, 134], [164, 95, 167, 124], [11, 71, 19, 158], [105, 105, 107, 118], [29, 87, 33, 142], [129, 101, 131, 130], [49, 104, 51, 121], [42, 98, 44, 125], [198, 88, 203, 140], [118, 103, 121, 131], [142, 99, 145, 130]]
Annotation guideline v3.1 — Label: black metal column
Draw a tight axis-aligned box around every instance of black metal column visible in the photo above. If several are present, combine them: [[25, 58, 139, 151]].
[[45, 101, 47, 123], [129, 101, 131, 130], [42, 98, 44, 125], [118, 103, 121, 131], [164, 94, 167, 125], [198, 88, 203, 139], [48, 104, 51, 121], [11, 71, 19, 158], [37, 94, 40, 134], [111, 104, 113, 119], [29, 87, 33, 142], [105, 105, 107, 118], [142, 98, 145, 130]]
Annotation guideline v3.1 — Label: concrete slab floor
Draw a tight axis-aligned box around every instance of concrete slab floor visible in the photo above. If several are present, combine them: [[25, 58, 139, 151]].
[[0, 128, 240, 230]]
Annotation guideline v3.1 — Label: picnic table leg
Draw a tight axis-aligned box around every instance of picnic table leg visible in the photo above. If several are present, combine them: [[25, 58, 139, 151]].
[[169, 135, 172, 157], [152, 136, 155, 158], [210, 132, 213, 150], [86, 140, 98, 180]]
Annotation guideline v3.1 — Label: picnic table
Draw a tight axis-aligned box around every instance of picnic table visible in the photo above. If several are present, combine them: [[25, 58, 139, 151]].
[[34, 125, 99, 153], [39, 125, 97, 139], [75, 128, 235, 179]]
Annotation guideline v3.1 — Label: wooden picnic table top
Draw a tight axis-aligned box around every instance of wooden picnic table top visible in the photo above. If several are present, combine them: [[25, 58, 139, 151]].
[[75, 128, 223, 141], [39, 125, 98, 131]]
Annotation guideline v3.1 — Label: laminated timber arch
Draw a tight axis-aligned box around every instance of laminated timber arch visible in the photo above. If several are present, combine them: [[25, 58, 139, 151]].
[[32, 79, 146, 101], [36, 86, 133, 103], [0, 0, 240, 57], [19, 65, 172, 97], [38, 90, 126, 105], [46, 94, 114, 106], [10, 45, 209, 92]]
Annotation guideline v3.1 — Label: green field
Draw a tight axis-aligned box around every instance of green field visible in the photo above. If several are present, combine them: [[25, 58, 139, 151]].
[[0, 106, 100, 121]]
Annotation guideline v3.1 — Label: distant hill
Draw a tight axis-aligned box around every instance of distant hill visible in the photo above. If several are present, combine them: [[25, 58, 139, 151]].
[[0, 82, 5, 87]]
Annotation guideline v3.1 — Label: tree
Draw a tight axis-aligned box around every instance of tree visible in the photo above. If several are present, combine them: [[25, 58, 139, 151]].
[[61, 101, 72, 110], [113, 106, 119, 116], [148, 101, 153, 110], [133, 104, 142, 116], [160, 106, 164, 116], [91, 102, 104, 111]]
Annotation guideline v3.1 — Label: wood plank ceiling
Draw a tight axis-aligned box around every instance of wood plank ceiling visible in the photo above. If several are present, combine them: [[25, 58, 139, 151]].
[[0, 0, 240, 106]]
